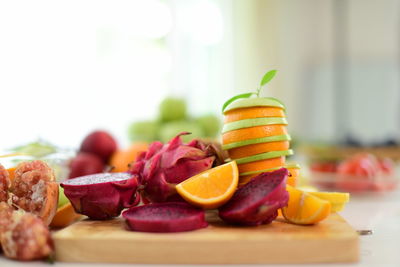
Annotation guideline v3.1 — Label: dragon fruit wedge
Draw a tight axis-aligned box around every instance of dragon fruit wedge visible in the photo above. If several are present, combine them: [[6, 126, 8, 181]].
[[61, 172, 140, 220], [129, 132, 218, 203], [122, 202, 208, 232], [218, 168, 289, 226]]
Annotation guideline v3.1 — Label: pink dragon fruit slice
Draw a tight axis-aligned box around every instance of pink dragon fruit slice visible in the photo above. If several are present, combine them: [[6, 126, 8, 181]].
[[129, 132, 217, 203], [218, 168, 289, 226], [61, 172, 139, 220], [122, 202, 208, 232]]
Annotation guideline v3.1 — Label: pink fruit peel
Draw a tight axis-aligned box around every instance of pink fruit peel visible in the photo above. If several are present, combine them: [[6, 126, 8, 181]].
[[218, 168, 289, 226], [129, 132, 216, 203], [122, 202, 208, 233], [61, 173, 139, 220]]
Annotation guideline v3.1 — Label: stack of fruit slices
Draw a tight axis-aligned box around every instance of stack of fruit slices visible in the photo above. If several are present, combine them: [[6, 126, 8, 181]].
[[222, 97, 299, 186]]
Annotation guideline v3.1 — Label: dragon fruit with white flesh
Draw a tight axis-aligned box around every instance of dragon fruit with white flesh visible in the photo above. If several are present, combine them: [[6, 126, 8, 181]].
[[61, 172, 140, 220], [129, 132, 221, 203]]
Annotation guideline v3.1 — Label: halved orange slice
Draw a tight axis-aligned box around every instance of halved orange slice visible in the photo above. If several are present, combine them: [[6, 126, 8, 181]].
[[222, 125, 288, 145], [286, 164, 300, 187], [237, 156, 285, 174], [176, 161, 239, 209], [228, 141, 290, 159], [224, 106, 285, 123], [282, 185, 331, 225]]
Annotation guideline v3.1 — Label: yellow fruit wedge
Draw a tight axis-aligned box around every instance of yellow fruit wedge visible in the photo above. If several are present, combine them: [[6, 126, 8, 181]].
[[309, 192, 350, 212], [176, 161, 239, 209], [282, 185, 331, 225]]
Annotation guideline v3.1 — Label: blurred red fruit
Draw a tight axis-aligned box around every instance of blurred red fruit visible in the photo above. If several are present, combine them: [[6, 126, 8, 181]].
[[337, 153, 380, 177], [69, 152, 104, 179], [310, 162, 337, 173], [378, 158, 394, 175], [80, 131, 117, 162], [336, 153, 379, 192]]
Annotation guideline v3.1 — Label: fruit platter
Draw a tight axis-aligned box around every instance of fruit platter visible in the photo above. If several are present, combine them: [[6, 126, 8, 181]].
[[0, 70, 358, 264], [309, 153, 398, 193]]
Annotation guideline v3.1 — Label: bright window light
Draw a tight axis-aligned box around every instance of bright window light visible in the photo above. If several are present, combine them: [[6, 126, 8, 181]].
[[181, 0, 224, 46]]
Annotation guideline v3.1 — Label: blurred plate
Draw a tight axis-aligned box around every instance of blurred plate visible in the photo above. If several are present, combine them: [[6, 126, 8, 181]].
[[310, 170, 398, 194]]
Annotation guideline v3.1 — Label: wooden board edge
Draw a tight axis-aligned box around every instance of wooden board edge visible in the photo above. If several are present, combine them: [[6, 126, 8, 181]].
[[55, 234, 359, 264]]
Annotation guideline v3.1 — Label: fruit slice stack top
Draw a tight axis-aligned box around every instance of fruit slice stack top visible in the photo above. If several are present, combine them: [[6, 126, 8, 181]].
[[222, 98, 297, 186]]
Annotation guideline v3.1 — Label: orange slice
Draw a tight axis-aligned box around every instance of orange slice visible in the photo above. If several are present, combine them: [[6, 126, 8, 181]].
[[228, 141, 290, 159], [6, 167, 16, 181], [222, 125, 288, 145], [224, 106, 285, 123], [237, 156, 285, 174], [282, 185, 331, 225], [50, 203, 82, 228], [110, 142, 148, 172], [176, 161, 239, 209], [286, 166, 300, 187]]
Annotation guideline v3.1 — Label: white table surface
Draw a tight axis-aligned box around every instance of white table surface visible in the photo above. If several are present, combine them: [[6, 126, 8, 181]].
[[1, 190, 400, 267]]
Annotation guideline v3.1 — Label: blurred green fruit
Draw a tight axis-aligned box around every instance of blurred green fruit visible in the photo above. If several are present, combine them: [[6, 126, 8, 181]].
[[128, 120, 159, 142], [58, 186, 69, 208], [10, 140, 56, 158], [160, 121, 205, 143], [159, 97, 187, 122], [195, 114, 221, 138]]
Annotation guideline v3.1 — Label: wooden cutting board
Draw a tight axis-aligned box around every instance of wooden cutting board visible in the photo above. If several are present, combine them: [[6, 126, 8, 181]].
[[53, 212, 359, 264]]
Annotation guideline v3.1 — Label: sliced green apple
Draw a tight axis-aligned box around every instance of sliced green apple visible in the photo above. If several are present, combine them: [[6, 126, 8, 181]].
[[223, 97, 285, 114], [285, 163, 301, 169], [239, 166, 282, 176], [222, 134, 291, 150], [222, 117, 287, 133], [234, 149, 293, 165], [58, 186, 69, 208], [239, 162, 300, 176]]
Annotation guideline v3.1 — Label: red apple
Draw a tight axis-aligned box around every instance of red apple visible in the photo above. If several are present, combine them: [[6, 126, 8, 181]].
[[69, 152, 104, 179], [80, 130, 117, 162]]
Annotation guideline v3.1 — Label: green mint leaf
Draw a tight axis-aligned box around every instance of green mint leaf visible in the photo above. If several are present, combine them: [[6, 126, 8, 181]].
[[260, 70, 277, 87], [222, 92, 255, 113]]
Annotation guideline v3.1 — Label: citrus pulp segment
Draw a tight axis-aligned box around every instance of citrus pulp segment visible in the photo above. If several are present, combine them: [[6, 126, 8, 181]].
[[176, 161, 239, 209]]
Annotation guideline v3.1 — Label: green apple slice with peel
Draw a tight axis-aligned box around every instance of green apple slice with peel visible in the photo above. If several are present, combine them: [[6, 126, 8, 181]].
[[222, 117, 287, 133], [285, 163, 301, 169], [239, 162, 300, 176], [223, 97, 285, 114], [222, 134, 291, 150], [233, 149, 293, 165]]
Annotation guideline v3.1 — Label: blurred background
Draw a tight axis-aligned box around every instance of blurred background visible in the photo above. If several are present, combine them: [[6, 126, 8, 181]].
[[1, 1, 400, 254], [0, 0, 399, 151]]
